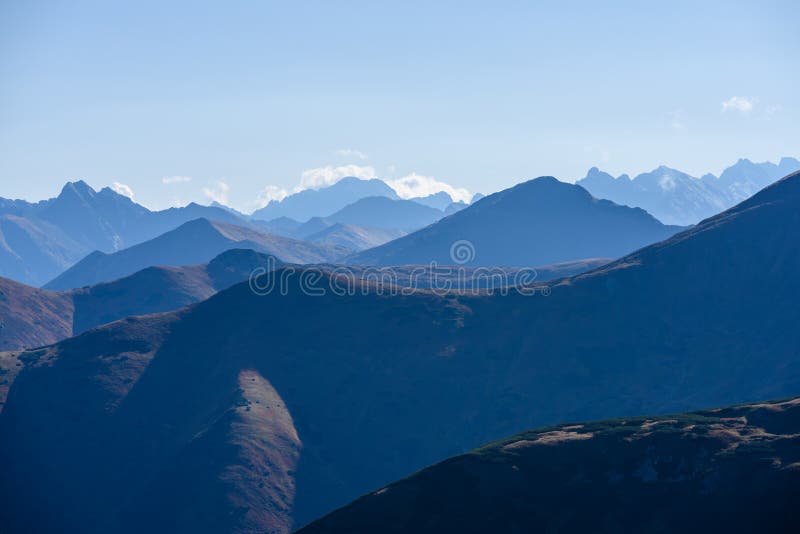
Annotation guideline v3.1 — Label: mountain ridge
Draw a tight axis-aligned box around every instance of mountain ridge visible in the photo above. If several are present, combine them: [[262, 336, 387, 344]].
[[1, 170, 799, 531]]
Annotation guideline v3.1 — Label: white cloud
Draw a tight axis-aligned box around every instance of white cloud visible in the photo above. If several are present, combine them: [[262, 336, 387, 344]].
[[202, 180, 230, 205], [385, 172, 472, 203], [766, 104, 781, 116], [162, 175, 193, 184], [721, 96, 757, 114], [334, 148, 368, 160], [111, 182, 135, 200], [252, 185, 289, 210], [298, 164, 376, 190]]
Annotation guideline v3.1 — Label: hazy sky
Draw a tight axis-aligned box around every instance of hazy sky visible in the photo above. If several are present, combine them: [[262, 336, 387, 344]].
[[1, 0, 798, 211]]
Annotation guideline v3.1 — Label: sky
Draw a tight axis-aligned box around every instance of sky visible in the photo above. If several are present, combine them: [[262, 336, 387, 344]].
[[1, 0, 798, 212]]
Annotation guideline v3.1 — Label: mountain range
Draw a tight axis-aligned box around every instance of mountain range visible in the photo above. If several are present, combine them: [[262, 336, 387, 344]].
[[300, 396, 800, 533], [348, 176, 684, 267], [1, 251, 607, 352], [251, 177, 400, 222], [44, 218, 346, 290], [0, 181, 257, 286], [1, 170, 798, 532], [578, 156, 800, 225]]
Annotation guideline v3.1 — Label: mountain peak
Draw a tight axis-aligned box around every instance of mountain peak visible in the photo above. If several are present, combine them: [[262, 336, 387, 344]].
[[58, 180, 96, 201]]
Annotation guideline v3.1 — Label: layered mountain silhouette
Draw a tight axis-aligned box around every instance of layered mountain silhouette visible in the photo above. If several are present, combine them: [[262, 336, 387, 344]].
[[256, 216, 408, 251], [0, 249, 284, 351], [325, 196, 444, 231], [2, 170, 799, 532], [409, 191, 455, 210], [348, 177, 683, 267], [251, 177, 399, 222], [0, 181, 259, 286], [300, 397, 800, 533], [1, 253, 607, 352], [578, 156, 800, 225], [304, 223, 407, 251], [44, 218, 345, 290]]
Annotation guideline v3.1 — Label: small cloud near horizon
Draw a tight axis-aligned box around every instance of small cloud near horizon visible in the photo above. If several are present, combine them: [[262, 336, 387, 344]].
[[251, 185, 289, 211], [298, 164, 377, 190], [111, 182, 135, 200], [202, 180, 230, 205], [385, 172, 472, 203], [721, 96, 757, 115], [162, 175, 193, 184]]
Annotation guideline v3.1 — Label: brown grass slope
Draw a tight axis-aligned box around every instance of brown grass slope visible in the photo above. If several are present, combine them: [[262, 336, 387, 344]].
[[0, 171, 799, 532], [299, 397, 800, 534], [0, 249, 283, 351]]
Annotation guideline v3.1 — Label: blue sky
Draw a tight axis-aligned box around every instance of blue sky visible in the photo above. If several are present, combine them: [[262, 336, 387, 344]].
[[1, 0, 798, 211]]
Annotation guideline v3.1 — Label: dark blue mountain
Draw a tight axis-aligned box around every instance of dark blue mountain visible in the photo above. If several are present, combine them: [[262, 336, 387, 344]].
[[348, 177, 683, 266], [4, 170, 798, 532], [44, 218, 346, 290]]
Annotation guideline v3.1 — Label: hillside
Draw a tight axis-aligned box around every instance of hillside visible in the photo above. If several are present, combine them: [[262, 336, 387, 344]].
[[1, 171, 798, 532], [0, 277, 74, 351], [0, 249, 284, 351], [348, 177, 683, 267], [0, 253, 605, 352], [300, 397, 800, 533], [45, 218, 346, 290]]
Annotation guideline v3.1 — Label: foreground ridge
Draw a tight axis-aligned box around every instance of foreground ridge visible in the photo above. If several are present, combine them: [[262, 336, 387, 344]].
[[299, 396, 800, 533]]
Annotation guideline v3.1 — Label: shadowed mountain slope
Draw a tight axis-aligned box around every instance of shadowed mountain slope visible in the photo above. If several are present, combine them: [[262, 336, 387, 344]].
[[1, 171, 799, 532], [300, 397, 800, 534], [348, 177, 683, 267], [45, 218, 346, 290], [0, 249, 284, 351]]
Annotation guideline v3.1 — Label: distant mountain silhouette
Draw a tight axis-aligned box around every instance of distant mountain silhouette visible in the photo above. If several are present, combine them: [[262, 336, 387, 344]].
[[2, 170, 799, 532], [0, 181, 260, 286], [304, 223, 407, 251], [443, 200, 468, 215], [300, 396, 800, 534], [578, 157, 800, 225], [348, 177, 683, 266], [256, 215, 408, 251], [251, 177, 399, 222], [325, 196, 444, 231], [0, 249, 284, 351], [410, 191, 454, 210], [44, 218, 346, 290]]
